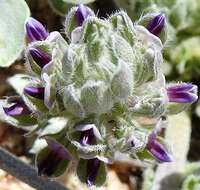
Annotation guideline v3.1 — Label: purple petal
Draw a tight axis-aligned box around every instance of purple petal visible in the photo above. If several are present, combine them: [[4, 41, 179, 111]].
[[75, 4, 94, 25], [86, 158, 101, 186], [147, 139, 172, 162], [167, 83, 194, 93], [3, 100, 31, 116], [80, 128, 95, 146], [45, 137, 73, 160], [24, 86, 45, 100], [25, 17, 49, 42], [167, 91, 198, 103], [76, 124, 102, 140], [38, 138, 73, 176], [29, 48, 51, 68], [146, 14, 165, 36]]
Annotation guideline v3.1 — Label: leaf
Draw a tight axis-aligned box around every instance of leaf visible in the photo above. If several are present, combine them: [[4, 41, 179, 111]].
[[8, 74, 32, 95], [0, 0, 30, 67], [39, 117, 68, 137]]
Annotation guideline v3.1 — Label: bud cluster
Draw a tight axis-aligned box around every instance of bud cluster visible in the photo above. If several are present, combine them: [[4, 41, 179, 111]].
[[1, 5, 198, 187]]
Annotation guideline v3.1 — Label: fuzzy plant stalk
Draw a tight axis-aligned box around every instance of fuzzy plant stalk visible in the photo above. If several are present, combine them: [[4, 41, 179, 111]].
[[0, 4, 198, 187]]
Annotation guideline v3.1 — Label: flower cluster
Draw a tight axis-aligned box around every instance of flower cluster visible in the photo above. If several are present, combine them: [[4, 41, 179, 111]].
[[1, 5, 198, 187]]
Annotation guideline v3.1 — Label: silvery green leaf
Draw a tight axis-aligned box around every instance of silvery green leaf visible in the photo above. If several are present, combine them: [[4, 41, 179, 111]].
[[111, 34, 135, 64], [0, 0, 30, 67], [47, 31, 68, 54], [62, 85, 85, 117], [81, 17, 110, 43], [111, 60, 133, 100], [129, 86, 167, 117], [30, 138, 47, 154], [80, 81, 113, 115], [135, 25, 163, 50], [109, 11, 136, 45], [39, 117, 68, 137], [8, 74, 33, 95], [64, 7, 79, 39]]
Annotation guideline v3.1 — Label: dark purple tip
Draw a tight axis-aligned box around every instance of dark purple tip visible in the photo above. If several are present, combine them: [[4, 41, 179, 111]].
[[29, 48, 51, 68], [75, 4, 94, 26], [167, 83, 198, 103], [147, 139, 172, 163], [38, 138, 73, 177], [24, 86, 45, 100], [3, 100, 31, 116], [25, 17, 49, 42], [86, 158, 101, 186], [146, 14, 165, 36], [80, 128, 95, 146]]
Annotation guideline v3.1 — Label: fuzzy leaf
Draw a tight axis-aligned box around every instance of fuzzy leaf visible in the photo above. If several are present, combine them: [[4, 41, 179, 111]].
[[8, 74, 32, 95], [111, 60, 133, 99], [0, 0, 30, 67]]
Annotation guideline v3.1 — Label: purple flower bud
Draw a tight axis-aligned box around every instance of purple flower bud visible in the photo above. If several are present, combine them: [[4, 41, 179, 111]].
[[147, 139, 172, 162], [86, 158, 101, 186], [75, 4, 94, 26], [3, 100, 31, 116], [25, 17, 49, 42], [146, 14, 165, 36], [29, 48, 51, 68], [38, 138, 73, 177], [24, 86, 45, 100], [167, 83, 198, 103]]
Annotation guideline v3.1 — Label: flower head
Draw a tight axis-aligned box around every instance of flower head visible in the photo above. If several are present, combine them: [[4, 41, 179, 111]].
[[25, 17, 49, 42]]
